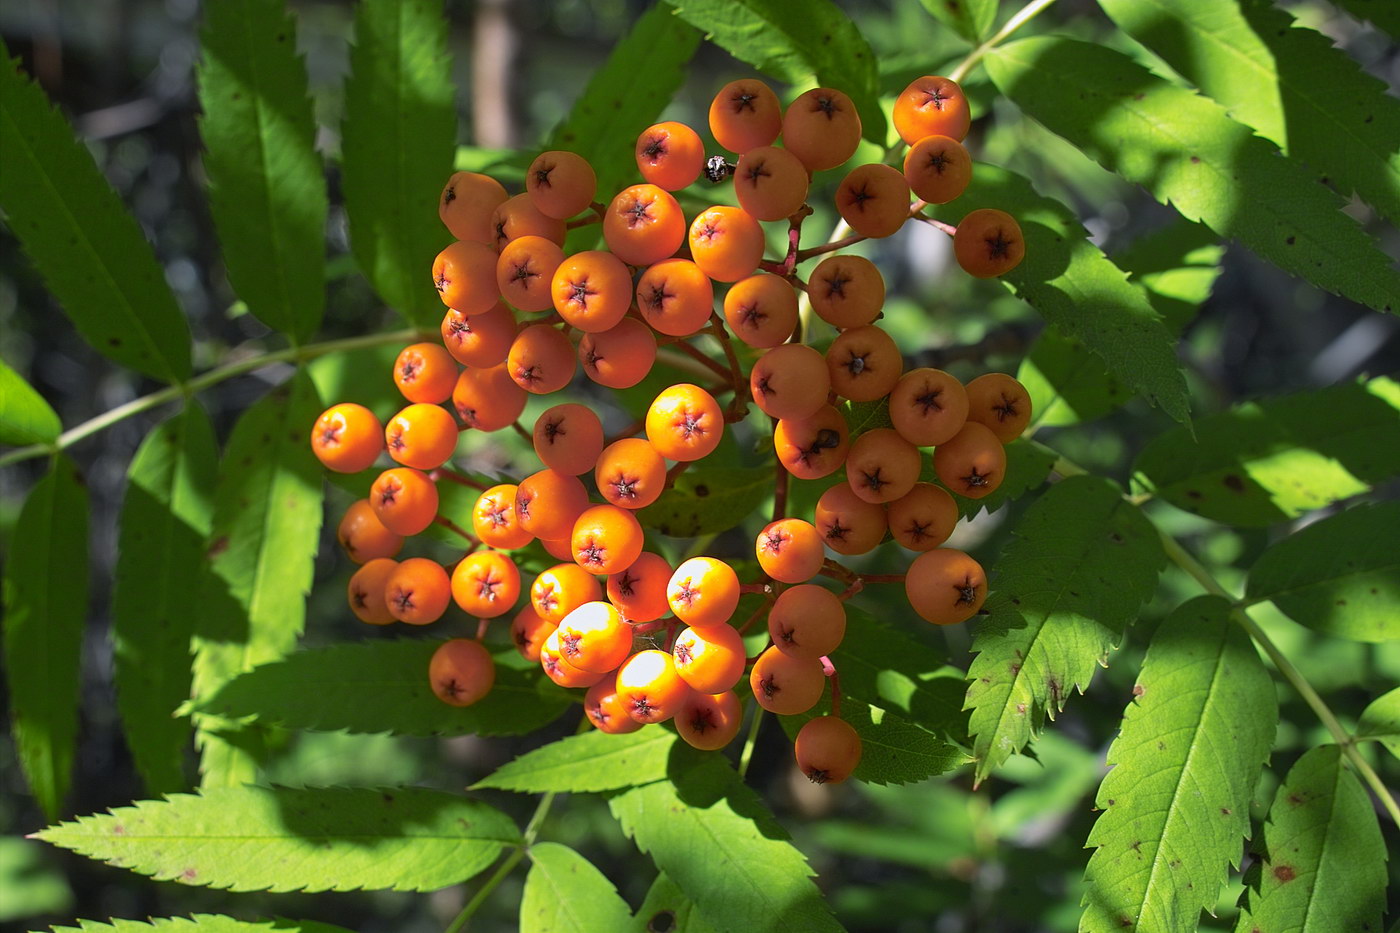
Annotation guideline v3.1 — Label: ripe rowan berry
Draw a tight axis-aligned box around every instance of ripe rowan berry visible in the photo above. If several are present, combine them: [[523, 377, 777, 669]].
[[965, 372, 1032, 442], [667, 556, 740, 629], [556, 600, 633, 674], [539, 536, 575, 563], [905, 547, 986, 625], [645, 383, 724, 462], [722, 274, 798, 348], [490, 193, 566, 250], [440, 303, 517, 369], [933, 421, 1006, 499], [394, 343, 459, 405], [734, 146, 809, 221], [525, 150, 597, 220], [571, 504, 645, 575], [602, 184, 685, 267], [635, 121, 704, 191], [672, 623, 746, 693], [774, 405, 850, 480], [887, 483, 958, 552], [551, 250, 632, 333], [755, 518, 825, 583], [688, 206, 764, 283], [889, 367, 969, 447], [452, 362, 528, 432], [578, 318, 657, 389], [507, 324, 576, 395], [806, 254, 885, 330], [827, 325, 903, 403], [440, 171, 508, 243], [836, 163, 912, 239], [893, 75, 971, 144], [782, 87, 862, 172], [348, 557, 398, 625], [338, 497, 404, 563], [429, 638, 496, 707], [312, 403, 383, 474], [585, 679, 644, 734], [370, 467, 439, 536], [451, 550, 521, 619], [903, 135, 972, 205], [676, 690, 743, 751], [708, 79, 782, 153], [749, 646, 825, 715], [385, 402, 459, 471], [595, 437, 667, 510], [749, 343, 831, 421], [953, 209, 1025, 278], [497, 235, 566, 313], [511, 604, 556, 663], [539, 629, 606, 689], [533, 404, 604, 476], [516, 468, 590, 542], [845, 428, 921, 505], [636, 258, 715, 337], [386, 557, 452, 625], [615, 649, 689, 723], [531, 561, 603, 625], [432, 239, 499, 315], [768, 584, 846, 661], [794, 715, 862, 784], [813, 482, 888, 555], [606, 551, 672, 622]]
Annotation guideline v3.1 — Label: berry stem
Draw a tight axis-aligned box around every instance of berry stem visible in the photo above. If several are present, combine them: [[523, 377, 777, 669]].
[[443, 789, 559, 933], [735, 596, 774, 635], [912, 213, 958, 237], [705, 313, 749, 421], [604, 418, 644, 446], [509, 420, 532, 443], [432, 467, 491, 491], [474, 617, 489, 640], [738, 582, 771, 595], [948, 0, 1062, 84], [434, 514, 481, 547], [664, 459, 692, 487], [671, 339, 732, 382], [738, 706, 766, 780], [820, 655, 842, 719]]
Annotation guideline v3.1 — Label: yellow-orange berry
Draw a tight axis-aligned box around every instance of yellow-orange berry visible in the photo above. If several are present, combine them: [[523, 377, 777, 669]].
[[451, 550, 521, 619], [645, 384, 724, 462], [688, 206, 764, 282], [386, 557, 452, 625], [965, 373, 1032, 442], [525, 150, 597, 220], [709, 79, 782, 153], [905, 547, 986, 625], [429, 638, 496, 707], [312, 403, 383, 474], [676, 690, 743, 751], [794, 715, 862, 784], [635, 121, 704, 191], [893, 75, 971, 144], [440, 172, 508, 243], [953, 209, 1025, 278], [782, 87, 862, 172], [348, 558, 398, 625]]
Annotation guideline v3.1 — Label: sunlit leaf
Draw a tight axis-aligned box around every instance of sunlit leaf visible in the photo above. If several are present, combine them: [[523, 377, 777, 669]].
[[522, 843, 633, 933], [473, 729, 675, 793], [0, 359, 61, 446]]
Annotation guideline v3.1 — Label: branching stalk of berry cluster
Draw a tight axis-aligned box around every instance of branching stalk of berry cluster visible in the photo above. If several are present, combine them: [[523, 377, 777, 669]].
[[705, 313, 749, 421], [433, 467, 490, 491], [671, 339, 732, 382], [820, 558, 905, 588], [434, 515, 480, 547], [820, 655, 842, 718], [738, 706, 766, 780]]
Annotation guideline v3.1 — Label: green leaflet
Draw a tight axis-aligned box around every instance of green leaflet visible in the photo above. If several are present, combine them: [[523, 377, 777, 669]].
[[33, 785, 521, 893], [985, 36, 1400, 315], [965, 476, 1164, 784], [473, 729, 676, 793], [1081, 595, 1277, 933], [1113, 219, 1224, 335], [548, 2, 701, 198], [1356, 688, 1399, 760], [0, 45, 191, 382], [341, 0, 455, 329], [669, 0, 886, 144], [192, 371, 324, 787], [629, 873, 720, 933], [50, 917, 355, 932], [522, 843, 633, 933], [197, 640, 571, 738], [925, 164, 1190, 424], [1132, 376, 1400, 526], [1234, 745, 1388, 933], [197, 0, 327, 341], [609, 749, 843, 933], [639, 464, 772, 537], [1245, 501, 1400, 643], [917, 0, 997, 44], [112, 404, 219, 796], [2, 455, 89, 820], [1099, 0, 1400, 223], [0, 359, 61, 446]]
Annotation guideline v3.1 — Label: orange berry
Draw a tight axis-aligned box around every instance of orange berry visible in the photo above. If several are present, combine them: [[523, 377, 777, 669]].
[[556, 600, 633, 673], [965, 373, 1032, 442], [386, 557, 451, 625], [429, 638, 496, 707], [441, 303, 517, 368], [571, 504, 645, 575], [768, 584, 846, 661], [903, 135, 972, 205], [615, 649, 689, 724], [394, 343, 459, 404], [734, 145, 809, 221], [497, 235, 566, 313], [893, 75, 971, 144], [540, 536, 575, 562], [722, 274, 798, 348], [953, 209, 1025, 278], [688, 205, 764, 282], [370, 467, 439, 536], [774, 405, 849, 480], [933, 422, 1006, 499], [749, 646, 825, 715], [595, 437, 667, 510], [602, 184, 685, 267], [905, 547, 986, 625], [451, 550, 521, 619], [533, 403, 604, 476], [813, 482, 887, 555], [531, 562, 604, 625], [312, 403, 383, 474], [827, 324, 903, 402], [672, 623, 746, 693], [585, 679, 644, 734], [452, 363, 527, 432], [490, 192, 566, 250], [606, 551, 672, 623], [709, 79, 782, 153], [782, 87, 862, 172], [516, 468, 590, 541], [645, 383, 724, 462], [348, 557, 398, 625], [806, 254, 885, 330], [385, 403, 459, 471], [472, 483, 533, 549], [338, 498, 403, 563], [667, 557, 740, 629], [795, 715, 862, 784], [636, 121, 704, 191], [551, 250, 632, 333], [525, 150, 596, 220], [755, 518, 825, 583], [845, 428, 921, 505], [540, 629, 606, 689], [578, 318, 657, 389], [750, 343, 830, 420], [510, 605, 556, 662], [636, 258, 715, 337], [887, 483, 958, 552], [889, 368, 968, 447], [836, 163, 912, 239], [432, 240, 499, 315], [440, 171, 508, 243], [507, 323, 576, 395], [675, 690, 743, 751]]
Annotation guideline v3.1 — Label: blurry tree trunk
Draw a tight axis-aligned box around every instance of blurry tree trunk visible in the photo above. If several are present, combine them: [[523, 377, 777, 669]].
[[471, 0, 517, 148]]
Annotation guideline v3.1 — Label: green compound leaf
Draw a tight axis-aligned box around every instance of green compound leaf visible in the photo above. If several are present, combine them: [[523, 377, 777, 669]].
[[0, 359, 61, 446], [669, 0, 886, 144], [985, 37, 1400, 315], [192, 370, 324, 787], [1082, 595, 1277, 933], [342, 0, 454, 329], [33, 785, 521, 893], [1114, 219, 1225, 335], [2, 455, 89, 820], [965, 476, 1164, 784], [113, 404, 219, 796], [639, 463, 772, 537], [918, 0, 997, 44], [50, 917, 355, 933], [927, 164, 1190, 424], [0, 46, 191, 382], [522, 843, 633, 933], [1246, 501, 1400, 643], [629, 873, 720, 933], [549, 3, 701, 199], [779, 701, 970, 786], [197, 0, 327, 341], [198, 639, 571, 737], [1099, 0, 1400, 224], [473, 729, 675, 793], [1356, 688, 1400, 760], [1132, 376, 1400, 526], [609, 750, 843, 933], [1234, 745, 1388, 933]]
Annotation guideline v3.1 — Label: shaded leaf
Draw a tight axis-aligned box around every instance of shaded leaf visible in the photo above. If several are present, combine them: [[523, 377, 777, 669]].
[[1082, 595, 1277, 932], [1114, 219, 1224, 335], [965, 476, 1164, 783], [918, 0, 997, 44], [2, 455, 88, 820], [0, 359, 61, 446], [112, 404, 218, 796], [985, 37, 1400, 314], [1356, 688, 1400, 759], [1329, 0, 1400, 38], [0, 45, 191, 382], [629, 872, 720, 933], [639, 464, 772, 537], [522, 843, 633, 933], [50, 917, 354, 933], [473, 729, 675, 793], [34, 785, 520, 893]]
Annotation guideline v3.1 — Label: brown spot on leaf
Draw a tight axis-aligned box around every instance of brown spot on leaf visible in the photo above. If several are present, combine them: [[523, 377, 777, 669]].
[[1273, 864, 1296, 882], [1222, 473, 1245, 492]]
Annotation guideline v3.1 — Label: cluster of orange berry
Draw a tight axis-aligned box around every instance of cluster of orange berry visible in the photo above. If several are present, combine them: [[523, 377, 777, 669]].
[[308, 75, 1029, 785]]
